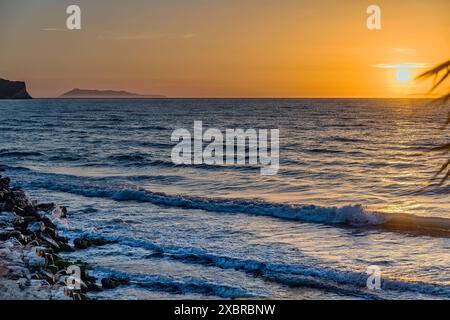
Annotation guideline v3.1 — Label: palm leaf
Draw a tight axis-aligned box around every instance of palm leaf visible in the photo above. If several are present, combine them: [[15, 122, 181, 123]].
[[440, 170, 450, 185], [417, 60, 450, 93], [430, 70, 449, 92], [442, 92, 450, 103], [418, 60, 450, 185], [431, 143, 450, 153], [417, 60, 450, 81], [431, 159, 450, 186]]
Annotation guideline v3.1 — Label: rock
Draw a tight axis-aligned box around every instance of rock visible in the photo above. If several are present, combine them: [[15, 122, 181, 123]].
[[7, 266, 28, 280], [0, 230, 22, 241], [40, 216, 56, 229], [35, 247, 54, 265], [13, 217, 28, 231], [50, 205, 68, 219], [36, 203, 55, 212], [83, 273, 98, 284], [73, 292, 91, 301], [60, 206, 68, 218], [63, 287, 75, 298], [0, 212, 16, 226], [73, 237, 115, 250], [0, 193, 7, 204], [0, 177, 11, 189], [2, 188, 34, 214], [85, 282, 103, 292], [40, 223, 58, 239], [39, 234, 61, 251], [46, 265, 59, 274], [24, 250, 46, 268], [64, 288, 90, 300], [56, 241, 74, 252], [12, 206, 25, 216], [53, 256, 72, 270], [0, 265, 7, 277], [0, 78, 32, 99], [28, 222, 41, 233], [101, 277, 130, 289], [42, 253, 56, 267], [0, 175, 96, 300], [38, 270, 56, 285], [16, 278, 31, 290]]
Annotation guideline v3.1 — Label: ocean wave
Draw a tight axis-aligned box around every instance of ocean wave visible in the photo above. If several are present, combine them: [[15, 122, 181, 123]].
[[133, 125, 169, 131], [92, 267, 253, 298], [105, 157, 261, 172], [47, 154, 83, 161], [331, 137, 368, 143], [5, 165, 450, 236], [95, 237, 449, 299], [75, 154, 261, 171], [57, 226, 450, 299], [307, 148, 345, 154], [149, 159, 261, 171], [107, 153, 147, 162], [138, 141, 173, 148], [11, 177, 387, 227], [0, 150, 46, 158]]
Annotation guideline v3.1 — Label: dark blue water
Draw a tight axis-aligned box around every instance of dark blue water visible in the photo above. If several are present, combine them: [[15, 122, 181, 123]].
[[0, 99, 449, 299]]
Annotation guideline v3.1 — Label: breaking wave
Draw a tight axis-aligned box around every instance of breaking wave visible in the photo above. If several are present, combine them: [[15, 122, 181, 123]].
[[82, 235, 450, 299], [5, 166, 450, 237], [92, 267, 254, 299]]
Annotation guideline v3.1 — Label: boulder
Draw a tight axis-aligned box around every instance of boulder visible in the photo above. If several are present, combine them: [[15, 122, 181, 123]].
[[73, 237, 116, 250], [101, 277, 130, 289], [0, 230, 23, 241]]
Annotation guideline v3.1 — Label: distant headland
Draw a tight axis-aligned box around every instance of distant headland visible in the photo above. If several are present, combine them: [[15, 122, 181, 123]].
[[0, 78, 32, 99], [59, 88, 166, 99]]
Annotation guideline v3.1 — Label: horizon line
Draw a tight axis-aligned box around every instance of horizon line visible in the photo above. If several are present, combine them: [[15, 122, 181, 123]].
[[28, 96, 436, 100]]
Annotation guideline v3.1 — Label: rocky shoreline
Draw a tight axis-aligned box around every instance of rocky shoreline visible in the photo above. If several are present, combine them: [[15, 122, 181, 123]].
[[0, 168, 125, 300]]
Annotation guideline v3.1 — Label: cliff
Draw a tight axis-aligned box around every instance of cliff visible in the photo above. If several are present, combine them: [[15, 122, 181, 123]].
[[0, 79, 32, 99]]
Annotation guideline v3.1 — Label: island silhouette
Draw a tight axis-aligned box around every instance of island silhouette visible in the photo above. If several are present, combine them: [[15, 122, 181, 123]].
[[60, 88, 166, 99]]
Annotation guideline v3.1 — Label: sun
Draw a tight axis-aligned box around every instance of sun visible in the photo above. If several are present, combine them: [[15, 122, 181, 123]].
[[396, 69, 412, 83]]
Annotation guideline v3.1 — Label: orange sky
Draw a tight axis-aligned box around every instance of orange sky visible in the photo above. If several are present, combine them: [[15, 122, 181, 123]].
[[0, 0, 449, 98]]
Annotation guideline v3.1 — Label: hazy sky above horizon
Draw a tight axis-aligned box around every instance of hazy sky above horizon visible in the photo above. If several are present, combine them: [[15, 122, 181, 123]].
[[0, 0, 449, 98]]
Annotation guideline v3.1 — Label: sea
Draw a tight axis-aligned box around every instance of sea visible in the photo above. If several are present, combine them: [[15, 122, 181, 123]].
[[0, 98, 449, 300]]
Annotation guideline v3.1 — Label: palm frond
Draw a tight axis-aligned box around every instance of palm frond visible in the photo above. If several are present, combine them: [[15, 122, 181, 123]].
[[417, 60, 450, 80], [431, 159, 450, 185], [443, 92, 450, 103], [437, 94, 450, 128], [419, 60, 450, 185], [430, 70, 449, 92], [430, 143, 450, 153], [417, 60, 450, 93], [440, 170, 450, 185]]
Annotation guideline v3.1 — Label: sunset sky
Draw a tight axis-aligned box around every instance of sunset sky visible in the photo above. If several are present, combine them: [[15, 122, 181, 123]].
[[0, 0, 449, 98]]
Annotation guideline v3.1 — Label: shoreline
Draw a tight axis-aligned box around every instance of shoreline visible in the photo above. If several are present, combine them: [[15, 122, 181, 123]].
[[0, 167, 123, 300]]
